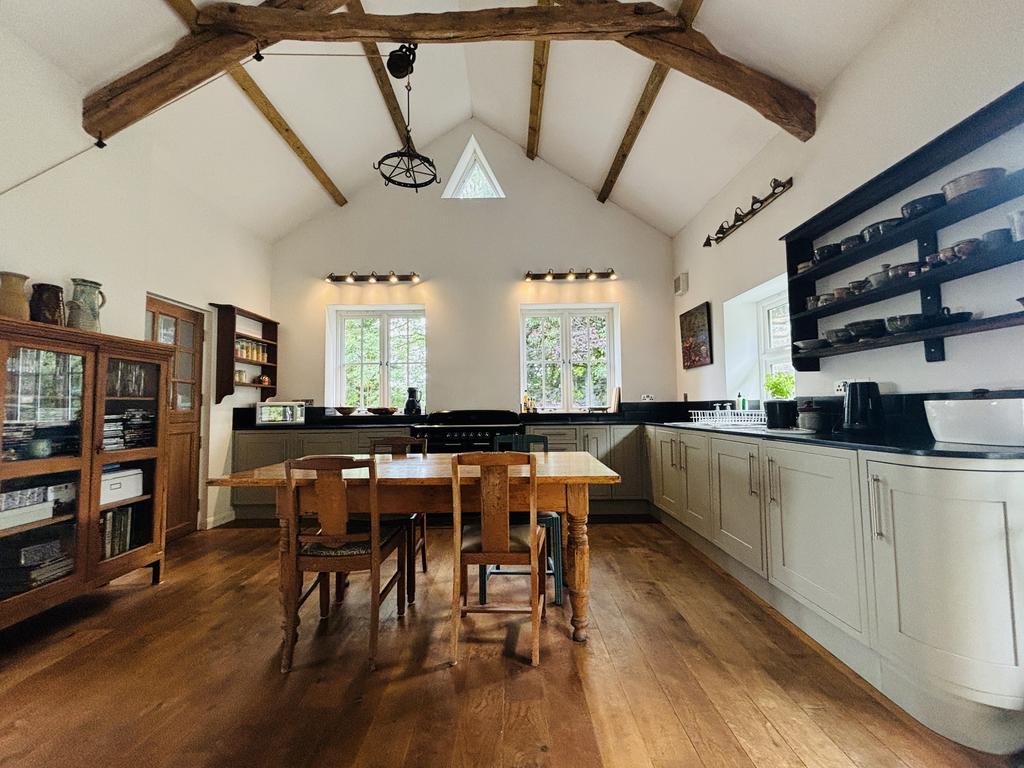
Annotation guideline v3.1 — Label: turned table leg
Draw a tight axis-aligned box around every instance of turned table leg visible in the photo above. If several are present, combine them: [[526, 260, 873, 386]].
[[565, 484, 590, 642], [277, 487, 300, 673]]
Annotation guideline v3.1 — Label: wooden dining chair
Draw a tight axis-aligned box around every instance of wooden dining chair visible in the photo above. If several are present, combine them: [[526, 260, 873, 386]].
[[369, 437, 429, 602], [281, 456, 406, 673], [450, 452, 546, 667]]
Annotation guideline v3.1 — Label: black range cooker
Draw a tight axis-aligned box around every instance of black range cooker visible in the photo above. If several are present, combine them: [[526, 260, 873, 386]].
[[411, 410, 524, 453]]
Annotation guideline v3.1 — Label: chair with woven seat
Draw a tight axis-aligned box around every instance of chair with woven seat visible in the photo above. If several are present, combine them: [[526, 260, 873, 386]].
[[280, 456, 406, 673], [450, 452, 547, 667], [369, 436, 429, 603], [484, 433, 562, 605]]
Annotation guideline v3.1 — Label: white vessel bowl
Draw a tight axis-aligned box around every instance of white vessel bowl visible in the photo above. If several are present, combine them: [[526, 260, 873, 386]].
[[924, 398, 1024, 446]]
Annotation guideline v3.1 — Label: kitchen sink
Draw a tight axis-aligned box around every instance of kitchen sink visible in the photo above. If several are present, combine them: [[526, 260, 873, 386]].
[[924, 398, 1024, 446]]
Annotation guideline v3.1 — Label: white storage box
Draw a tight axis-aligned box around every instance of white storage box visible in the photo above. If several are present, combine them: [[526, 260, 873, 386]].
[[0, 500, 54, 531], [100, 469, 144, 505]]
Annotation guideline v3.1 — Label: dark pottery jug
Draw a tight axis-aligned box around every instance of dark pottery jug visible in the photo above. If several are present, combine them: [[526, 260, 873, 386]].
[[30, 283, 66, 325]]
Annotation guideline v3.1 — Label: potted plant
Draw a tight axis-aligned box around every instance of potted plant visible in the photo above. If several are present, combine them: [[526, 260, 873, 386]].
[[763, 371, 797, 429]]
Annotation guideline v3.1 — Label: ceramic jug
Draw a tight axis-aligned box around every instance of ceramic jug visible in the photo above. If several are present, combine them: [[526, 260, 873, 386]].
[[67, 278, 106, 332], [30, 283, 66, 325], [0, 272, 31, 321]]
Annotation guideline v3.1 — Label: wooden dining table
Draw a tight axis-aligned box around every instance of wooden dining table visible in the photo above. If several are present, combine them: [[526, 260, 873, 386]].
[[208, 451, 620, 642]]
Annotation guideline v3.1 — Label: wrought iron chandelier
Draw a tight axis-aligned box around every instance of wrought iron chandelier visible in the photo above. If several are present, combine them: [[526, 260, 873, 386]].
[[374, 44, 440, 191]]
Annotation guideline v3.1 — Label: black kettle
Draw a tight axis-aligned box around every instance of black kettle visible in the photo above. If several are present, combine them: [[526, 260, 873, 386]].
[[403, 387, 422, 416], [843, 382, 884, 431]]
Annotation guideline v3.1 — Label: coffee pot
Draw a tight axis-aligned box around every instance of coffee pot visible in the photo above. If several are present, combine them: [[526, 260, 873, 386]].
[[843, 381, 884, 431], [404, 387, 422, 416]]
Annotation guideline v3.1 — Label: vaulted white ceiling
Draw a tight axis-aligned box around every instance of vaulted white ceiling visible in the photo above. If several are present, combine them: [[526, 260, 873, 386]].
[[2, 0, 906, 241]]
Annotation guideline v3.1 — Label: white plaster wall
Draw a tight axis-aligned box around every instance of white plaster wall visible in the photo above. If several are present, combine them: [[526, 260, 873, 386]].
[[0, 29, 274, 526], [271, 119, 675, 410], [672, 0, 1024, 399]]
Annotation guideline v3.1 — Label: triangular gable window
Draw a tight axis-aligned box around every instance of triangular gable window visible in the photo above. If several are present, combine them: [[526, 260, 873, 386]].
[[442, 135, 505, 199]]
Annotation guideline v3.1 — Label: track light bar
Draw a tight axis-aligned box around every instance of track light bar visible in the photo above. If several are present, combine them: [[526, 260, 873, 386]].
[[524, 268, 618, 282], [325, 271, 421, 284]]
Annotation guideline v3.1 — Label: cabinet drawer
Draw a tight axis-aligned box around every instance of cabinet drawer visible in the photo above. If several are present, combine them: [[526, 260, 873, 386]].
[[528, 426, 578, 442], [354, 428, 410, 451]]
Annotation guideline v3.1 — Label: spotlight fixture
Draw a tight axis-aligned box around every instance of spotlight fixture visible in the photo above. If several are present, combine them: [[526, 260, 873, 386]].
[[253, 43, 264, 62], [703, 176, 793, 247], [326, 271, 423, 285], [523, 268, 619, 283], [374, 44, 440, 192]]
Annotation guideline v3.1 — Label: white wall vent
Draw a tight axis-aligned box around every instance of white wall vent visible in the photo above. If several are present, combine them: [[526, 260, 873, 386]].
[[673, 272, 689, 296]]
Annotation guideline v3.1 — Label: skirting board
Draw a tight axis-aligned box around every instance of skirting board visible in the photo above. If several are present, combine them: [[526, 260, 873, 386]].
[[653, 508, 1024, 756]]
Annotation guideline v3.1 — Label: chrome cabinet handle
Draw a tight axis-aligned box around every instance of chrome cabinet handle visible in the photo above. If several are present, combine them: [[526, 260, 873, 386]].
[[748, 453, 759, 496], [871, 474, 884, 539], [670, 439, 676, 468], [767, 456, 776, 503], [679, 444, 687, 471]]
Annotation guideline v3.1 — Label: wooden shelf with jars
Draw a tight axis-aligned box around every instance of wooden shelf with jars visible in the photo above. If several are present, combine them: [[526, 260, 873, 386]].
[[0, 316, 171, 631], [210, 304, 279, 404]]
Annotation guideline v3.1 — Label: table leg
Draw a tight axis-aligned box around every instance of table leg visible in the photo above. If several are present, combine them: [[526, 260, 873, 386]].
[[277, 487, 300, 673], [565, 484, 590, 642]]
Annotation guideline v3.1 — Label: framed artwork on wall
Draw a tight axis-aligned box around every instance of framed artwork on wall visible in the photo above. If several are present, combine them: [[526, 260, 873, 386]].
[[680, 302, 713, 369]]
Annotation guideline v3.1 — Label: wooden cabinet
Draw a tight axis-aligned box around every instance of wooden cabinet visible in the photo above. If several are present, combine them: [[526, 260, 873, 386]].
[[765, 442, 866, 637], [0, 319, 171, 631], [608, 425, 644, 499], [580, 427, 611, 499], [644, 426, 659, 503], [710, 436, 765, 575], [653, 427, 683, 517], [865, 457, 1024, 704], [677, 431, 712, 538]]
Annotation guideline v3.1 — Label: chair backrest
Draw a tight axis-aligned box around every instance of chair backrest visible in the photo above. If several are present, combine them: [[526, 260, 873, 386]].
[[369, 436, 427, 456], [451, 452, 538, 554], [492, 434, 516, 451], [284, 456, 378, 550], [521, 434, 549, 452]]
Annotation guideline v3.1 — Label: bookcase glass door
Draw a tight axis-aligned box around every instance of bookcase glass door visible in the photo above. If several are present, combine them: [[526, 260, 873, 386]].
[[101, 358, 160, 453], [3, 345, 85, 462]]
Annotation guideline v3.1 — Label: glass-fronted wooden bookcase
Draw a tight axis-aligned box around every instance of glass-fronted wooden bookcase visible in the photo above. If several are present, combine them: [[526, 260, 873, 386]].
[[0, 318, 171, 630]]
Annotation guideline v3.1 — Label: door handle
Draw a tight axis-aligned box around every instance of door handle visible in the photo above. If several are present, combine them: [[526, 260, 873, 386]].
[[678, 444, 686, 471], [669, 439, 675, 468], [871, 474, 884, 539], [748, 453, 759, 496], [767, 456, 776, 503]]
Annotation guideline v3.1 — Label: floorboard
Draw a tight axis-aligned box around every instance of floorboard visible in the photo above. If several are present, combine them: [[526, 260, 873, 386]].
[[0, 524, 1015, 768]]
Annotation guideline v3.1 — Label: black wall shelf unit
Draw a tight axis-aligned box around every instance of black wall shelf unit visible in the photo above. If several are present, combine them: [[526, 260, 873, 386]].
[[782, 82, 1024, 372]]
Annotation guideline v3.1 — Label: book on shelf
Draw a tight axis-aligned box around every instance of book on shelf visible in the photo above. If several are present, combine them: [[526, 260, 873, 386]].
[[102, 506, 135, 559]]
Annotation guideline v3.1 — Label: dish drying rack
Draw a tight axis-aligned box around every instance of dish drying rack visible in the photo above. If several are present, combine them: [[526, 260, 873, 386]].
[[689, 409, 767, 427]]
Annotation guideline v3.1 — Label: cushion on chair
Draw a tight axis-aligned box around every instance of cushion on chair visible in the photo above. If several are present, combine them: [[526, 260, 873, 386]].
[[461, 524, 543, 553], [300, 523, 403, 557]]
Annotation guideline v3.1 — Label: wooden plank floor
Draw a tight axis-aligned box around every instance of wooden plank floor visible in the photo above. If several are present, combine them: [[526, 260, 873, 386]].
[[0, 523, 1016, 768]]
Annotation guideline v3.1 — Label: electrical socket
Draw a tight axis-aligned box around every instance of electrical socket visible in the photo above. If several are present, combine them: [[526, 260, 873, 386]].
[[833, 380, 850, 395]]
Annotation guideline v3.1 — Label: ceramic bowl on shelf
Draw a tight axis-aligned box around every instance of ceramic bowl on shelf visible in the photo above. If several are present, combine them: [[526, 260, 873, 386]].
[[796, 260, 814, 274], [833, 286, 852, 300], [846, 319, 888, 339], [982, 228, 1013, 251], [840, 235, 864, 252], [885, 314, 931, 334], [942, 167, 1006, 202], [938, 247, 959, 264], [793, 339, 830, 351], [934, 308, 974, 325], [335, 406, 357, 416], [952, 238, 983, 259], [814, 243, 842, 263], [825, 328, 857, 345], [806, 296, 819, 311], [861, 218, 903, 242], [817, 292, 836, 306], [367, 406, 398, 415], [887, 262, 920, 281], [1017, 297, 1024, 309], [866, 264, 892, 289], [849, 279, 871, 294], [900, 193, 946, 220]]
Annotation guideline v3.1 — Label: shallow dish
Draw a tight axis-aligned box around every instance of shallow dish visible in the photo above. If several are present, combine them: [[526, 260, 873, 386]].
[[796, 260, 814, 273], [861, 218, 903, 242], [848, 279, 871, 293], [885, 314, 930, 334], [901, 193, 946, 220], [935, 309, 973, 325], [805, 296, 819, 311], [814, 243, 842, 263], [840, 234, 864, 252], [866, 264, 892, 289], [952, 238, 983, 259], [982, 228, 1013, 250], [887, 262, 919, 280], [942, 167, 1006, 202], [825, 328, 857, 345], [845, 319, 888, 339], [334, 406, 357, 416], [938, 247, 959, 264], [367, 406, 398, 415], [793, 338, 830, 351], [833, 286, 852, 300]]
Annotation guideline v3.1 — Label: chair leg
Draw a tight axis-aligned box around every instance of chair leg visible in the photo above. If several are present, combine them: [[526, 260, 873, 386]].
[[478, 564, 489, 604], [335, 572, 348, 603], [552, 520, 563, 607], [461, 563, 469, 609], [318, 573, 330, 620], [397, 538, 407, 617], [540, 539, 548, 621], [530, 551, 541, 667], [450, 553, 461, 666], [418, 513, 428, 572], [406, 519, 417, 605], [369, 562, 380, 671], [280, 566, 300, 674]]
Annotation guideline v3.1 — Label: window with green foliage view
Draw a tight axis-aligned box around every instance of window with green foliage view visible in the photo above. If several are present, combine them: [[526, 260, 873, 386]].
[[337, 310, 426, 409], [521, 307, 616, 411]]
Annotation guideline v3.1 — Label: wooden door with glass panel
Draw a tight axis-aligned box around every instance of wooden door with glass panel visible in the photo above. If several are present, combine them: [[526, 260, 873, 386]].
[[0, 339, 93, 619], [145, 298, 204, 540]]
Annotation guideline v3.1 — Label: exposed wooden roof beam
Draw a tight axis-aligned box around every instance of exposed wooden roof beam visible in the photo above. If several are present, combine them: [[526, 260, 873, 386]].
[[83, 0, 350, 141], [159, 0, 346, 207], [195, 2, 686, 43], [347, 0, 406, 143], [596, 0, 701, 202], [526, 0, 554, 160]]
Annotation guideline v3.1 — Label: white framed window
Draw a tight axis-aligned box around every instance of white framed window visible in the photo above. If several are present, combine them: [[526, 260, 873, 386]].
[[519, 304, 619, 411], [325, 306, 426, 409], [756, 291, 794, 395], [441, 135, 505, 199]]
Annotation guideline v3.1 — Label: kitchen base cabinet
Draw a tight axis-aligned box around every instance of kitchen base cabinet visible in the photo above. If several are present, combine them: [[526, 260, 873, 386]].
[[653, 427, 684, 518], [864, 454, 1024, 708], [527, 424, 645, 500], [765, 443, 866, 637], [677, 431, 712, 539], [710, 436, 765, 575], [580, 427, 611, 499]]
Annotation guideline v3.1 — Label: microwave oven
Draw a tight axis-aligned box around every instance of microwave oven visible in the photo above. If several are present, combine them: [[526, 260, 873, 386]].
[[256, 401, 306, 425]]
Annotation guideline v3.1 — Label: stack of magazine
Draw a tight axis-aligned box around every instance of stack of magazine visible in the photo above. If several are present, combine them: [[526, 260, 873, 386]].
[[0, 534, 74, 599]]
